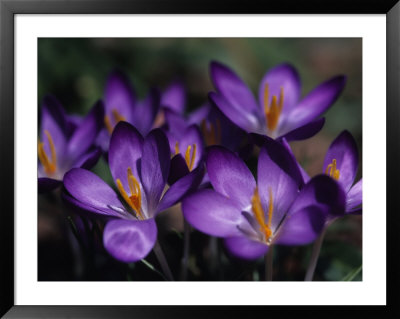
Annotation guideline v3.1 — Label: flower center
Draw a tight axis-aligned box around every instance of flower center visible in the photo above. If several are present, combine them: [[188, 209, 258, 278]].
[[38, 130, 57, 176], [264, 84, 284, 132], [200, 119, 221, 146], [104, 108, 126, 135], [325, 158, 340, 180], [251, 186, 274, 243], [116, 167, 143, 219], [175, 142, 197, 171]]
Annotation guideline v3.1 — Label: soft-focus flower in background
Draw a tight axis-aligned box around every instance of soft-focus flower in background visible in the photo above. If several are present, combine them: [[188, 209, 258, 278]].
[[63, 122, 203, 262], [209, 61, 346, 141], [38, 95, 104, 193], [182, 140, 345, 260]]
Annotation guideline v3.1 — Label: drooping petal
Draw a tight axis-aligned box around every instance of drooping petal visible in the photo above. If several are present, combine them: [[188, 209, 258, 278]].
[[288, 175, 346, 217], [67, 100, 104, 160], [286, 75, 346, 128], [257, 137, 304, 230], [140, 129, 170, 213], [224, 236, 268, 260], [210, 61, 260, 114], [38, 177, 62, 193], [279, 118, 325, 142], [274, 206, 327, 245], [258, 63, 301, 115], [109, 122, 144, 191], [103, 218, 157, 263], [131, 88, 161, 136], [323, 130, 359, 193], [63, 168, 131, 219], [104, 70, 135, 123], [157, 165, 204, 214], [161, 80, 186, 113], [209, 92, 261, 133], [182, 189, 243, 237], [206, 146, 256, 209], [346, 178, 362, 213]]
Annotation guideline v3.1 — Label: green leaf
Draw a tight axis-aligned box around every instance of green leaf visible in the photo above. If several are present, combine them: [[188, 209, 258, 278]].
[[141, 259, 167, 281], [341, 265, 362, 281]]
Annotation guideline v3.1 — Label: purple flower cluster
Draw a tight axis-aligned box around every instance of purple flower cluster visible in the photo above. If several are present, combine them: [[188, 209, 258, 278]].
[[38, 61, 361, 271]]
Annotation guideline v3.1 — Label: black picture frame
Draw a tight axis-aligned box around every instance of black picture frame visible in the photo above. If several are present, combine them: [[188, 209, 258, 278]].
[[1, 0, 399, 317]]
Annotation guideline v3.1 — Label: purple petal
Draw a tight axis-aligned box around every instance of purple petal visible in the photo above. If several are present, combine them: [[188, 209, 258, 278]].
[[323, 130, 359, 193], [279, 118, 325, 142], [131, 88, 161, 136], [161, 80, 186, 113], [287, 75, 346, 128], [178, 125, 205, 170], [168, 154, 190, 185], [346, 178, 362, 213], [74, 147, 102, 170], [103, 218, 157, 263], [274, 206, 327, 245], [109, 122, 144, 191], [157, 165, 204, 214], [288, 175, 346, 217], [38, 177, 62, 193], [63, 168, 131, 219], [140, 129, 170, 213], [280, 137, 310, 183], [164, 108, 189, 139], [182, 189, 243, 237], [104, 70, 135, 123], [210, 61, 259, 114], [224, 236, 268, 260], [67, 101, 104, 160], [257, 137, 304, 230], [206, 146, 256, 209], [209, 92, 260, 133], [258, 64, 301, 115], [187, 103, 210, 125]]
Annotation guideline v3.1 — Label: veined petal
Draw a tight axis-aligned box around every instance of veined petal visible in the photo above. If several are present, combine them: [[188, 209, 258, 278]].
[[182, 189, 243, 237], [257, 137, 304, 230], [224, 236, 268, 260], [346, 178, 362, 213], [103, 218, 157, 263], [105, 70, 136, 123], [274, 205, 327, 245], [323, 130, 359, 193], [258, 63, 301, 116], [206, 146, 256, 209], [287, 75, 346, 128], [210, 61, 259, 114], [161, 80, 186, 113], [67, 100, 104, 160], [109, 122, 144, 191], [140, 129, 170, 213], [63, 168, 130, 219]]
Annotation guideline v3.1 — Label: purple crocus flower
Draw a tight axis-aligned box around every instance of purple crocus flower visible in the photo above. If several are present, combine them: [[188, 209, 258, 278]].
[[38, 95, 104, 193], [96, 70, 161, 151], [209, 61, 346, 141], [63, 122, 203, 263], [182, 140, 345, 260], [300, 130, 362, 215]]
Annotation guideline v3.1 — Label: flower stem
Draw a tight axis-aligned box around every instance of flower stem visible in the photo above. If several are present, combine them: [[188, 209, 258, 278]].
[[305, 227, 327, 281], [265, 246, 274, 281], [181, 220, 190, 281], [153, 241, 174, 281]]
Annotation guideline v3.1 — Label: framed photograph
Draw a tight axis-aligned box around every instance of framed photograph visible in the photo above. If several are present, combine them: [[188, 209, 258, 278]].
[[1, 0, 398, 317]]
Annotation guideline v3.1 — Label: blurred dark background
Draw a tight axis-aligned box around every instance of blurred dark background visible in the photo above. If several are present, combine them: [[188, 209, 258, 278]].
[[38, 38, 362, 281]]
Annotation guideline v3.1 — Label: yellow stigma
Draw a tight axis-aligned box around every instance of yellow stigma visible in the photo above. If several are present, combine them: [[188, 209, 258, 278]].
[[251, 187, 274, 242], [325, 158, 340, 180], [200, 119, 222, 146], [116, 167, 143, 219], [175, 142, 197, 171], [264, 84, 284, 131], [38, 130, 57, 176], [104, 108, 126, 135]]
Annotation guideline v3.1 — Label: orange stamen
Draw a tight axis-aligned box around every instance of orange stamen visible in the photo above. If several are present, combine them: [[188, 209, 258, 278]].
[[264, 84, 284, 131], [201, 119, 222, 146], [251, 187, 274, 242], [38, 130, 57, 175], [184, 144, 197, 171], [116, 167, 143, 219], [104, 109, 126, 135], [325, 159, 340, 180]]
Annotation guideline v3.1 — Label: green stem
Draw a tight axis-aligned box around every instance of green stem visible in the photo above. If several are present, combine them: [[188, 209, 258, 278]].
[[265, 246, 274, 281], [304, 227, 327, 281], [153, 241, 174, 281]]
